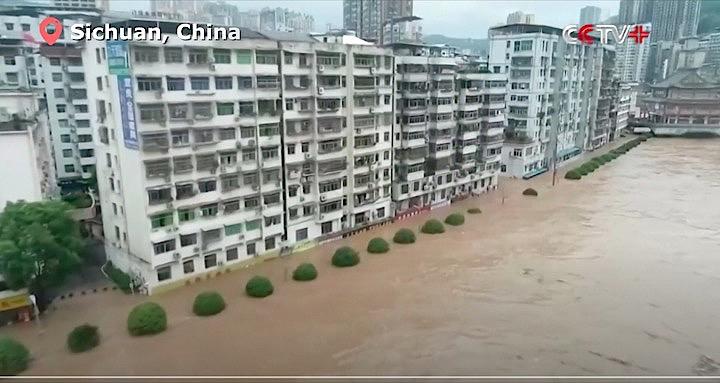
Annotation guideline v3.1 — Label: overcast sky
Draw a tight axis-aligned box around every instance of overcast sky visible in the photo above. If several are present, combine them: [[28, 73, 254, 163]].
[[111, 0, 620, 39]]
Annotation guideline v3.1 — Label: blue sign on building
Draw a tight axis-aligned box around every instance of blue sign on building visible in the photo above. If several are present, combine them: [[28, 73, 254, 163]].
[[117, 75, 138, 150], [106, 40, 130, 75]]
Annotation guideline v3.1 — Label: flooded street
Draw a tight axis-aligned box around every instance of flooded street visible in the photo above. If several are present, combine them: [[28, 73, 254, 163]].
[[3, 138, 720, 376]]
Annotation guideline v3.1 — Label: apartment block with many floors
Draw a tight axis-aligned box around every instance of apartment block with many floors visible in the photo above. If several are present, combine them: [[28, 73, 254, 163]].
[[84, 22, 395, 292], [489, 24, 609, 178], [391, 43, 504, 214]]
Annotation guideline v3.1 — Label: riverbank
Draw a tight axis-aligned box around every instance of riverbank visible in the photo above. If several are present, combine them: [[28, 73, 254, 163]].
[[2, 137, 719, 376]]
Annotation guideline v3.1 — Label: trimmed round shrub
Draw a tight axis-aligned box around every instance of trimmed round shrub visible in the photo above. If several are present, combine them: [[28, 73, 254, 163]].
[[67, 324, 100, 353], [591, 157, 605, 165], [444, 213, 465, 226], [393, 228, 416, 244], [522, 188, 538, 196], [292, 263, 318, 281], [192, 291, 226, 316], [421, 219, 445, 234], [245, 276, 274, 298], [467, 208, 482, 214], [576, 167, 590, 176], [127, 302, 167, 336], [367, 237, 390, 254], [332, 246, 360, 267], [565, 170, 582, 180], [0, 338, 29, 375]]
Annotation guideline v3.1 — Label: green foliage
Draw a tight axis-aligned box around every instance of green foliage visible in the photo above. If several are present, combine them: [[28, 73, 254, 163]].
[[245, 276, 274, 297], [192, 291, 226, 316], [467, 208, 482, 214], [522, 188, 538, 196], [367, 238, 390, 253], [67, 324, 100, 353], [104, 262, 133, 293], [393, 228, 416, 244], [331, 246, 360, 267], [577, 167, 590, 176], [565, 170, 582, 180], [127, 302, 167, 336], [292, 263, 317, 281], [0, 200, 84, 294], [444, 213, 465, 226], [0, 338, 29, 376], [421, 219, 445, 234], [61, 192, 93, 209]]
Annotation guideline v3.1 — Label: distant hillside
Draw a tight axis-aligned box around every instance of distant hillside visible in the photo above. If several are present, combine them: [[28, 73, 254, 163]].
[[423, 34, 489, 55]]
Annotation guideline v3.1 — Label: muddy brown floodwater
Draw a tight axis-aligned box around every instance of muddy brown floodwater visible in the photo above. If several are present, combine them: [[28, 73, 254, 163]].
[[2, 138, 720, 376]]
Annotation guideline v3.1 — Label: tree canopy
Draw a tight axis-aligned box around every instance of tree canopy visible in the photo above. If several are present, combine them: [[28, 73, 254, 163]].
[[0, 200, 84, 292]]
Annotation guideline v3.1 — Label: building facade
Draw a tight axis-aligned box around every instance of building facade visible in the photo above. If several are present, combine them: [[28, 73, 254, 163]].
[[618, 0, 653, 25], [506, 11, 535, 25], [343, 0, 413, 42], [391, 43, 504, 214], [580, 6, 601, 25], [650, 0, 701, 43], [83, 23, 399, 292], [259, 7, 315, 33], [615, 23, 651, 83]]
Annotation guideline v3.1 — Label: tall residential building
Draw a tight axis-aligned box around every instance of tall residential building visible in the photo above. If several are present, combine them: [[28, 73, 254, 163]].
[[699, 32, 720, 66], [259, 7, 314, 33], [646, 37, 707, 83], [390, 43, 504, 214], [150, 0, 202, 18], [615, 23, 651, 83], [237, 11, 260, 30], [651, 0, 701, 43], [580, 6, 601, 25], [489, 24, 608, 178], [382, 16, 422, 45], [343, 0, 413, 42], [83, 22, 396, 293], [612, 82, 632, 139], [0, 89, 56, 211], [0, 8, 101, 187], [506, 11, 535, 25], [619, 0, 653, 24]]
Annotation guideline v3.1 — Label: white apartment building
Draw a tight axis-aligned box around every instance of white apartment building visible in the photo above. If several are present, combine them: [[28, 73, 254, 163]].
[[489, 24, 606, 178], [612, 82, 631, 139], [84, 23, 393, 292], [0, 8, 101, 185], [391, 43, 504, 214], [0, 89, 56, 211], [615, 23, 650, 83]]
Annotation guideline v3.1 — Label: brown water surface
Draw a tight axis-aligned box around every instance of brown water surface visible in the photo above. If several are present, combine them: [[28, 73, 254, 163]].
[[3, 138, 720, 376]]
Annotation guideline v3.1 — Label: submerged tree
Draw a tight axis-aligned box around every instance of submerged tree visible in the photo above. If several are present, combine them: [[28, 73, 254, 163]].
[[0, 200, 84, 311]]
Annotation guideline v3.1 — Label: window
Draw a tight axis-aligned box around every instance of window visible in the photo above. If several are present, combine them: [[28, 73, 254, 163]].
[[265, 237, 276, 250], [188, 49, 208, 64], [164, 47, 183, 63], [56, 104, 66, 113], [49, 58, 61, 66], [169, 104, 188, 120], [183, 260, 195, 274], [287, 144, 296, 155], [321, 221, 332, 234], [52, 73, 62, 82], [21, 23, 30, 32], [204, 254, 217, 268], [137, 77, 162, 91], [226, 247, 239, 261], [153, 239, 176, 254], [219, 128, 236, 140], [157, 266, 172, 282], [225, 223, 242, 236], [198, 179, 217, 193], [214, 49, 231, 63], [139, 104, 165, 122], [215, 76, 232, 90], [150, 212, 173, 229], [60, 134, 71, 143], [178, 209, 195, 222], [192, 102, 212, 119], [236, 50, 252, 64], [296, 228, 308, 241], [256, 51, 277, 64], [64, 164, 75, 173], [4, 23, 14, 31], [166, 77, 185, 91], [180, 233, 197, 247], [134, 48, 159, 63], [62, 149, 73, 158], [217, 102, 234, 115], [224, 199, 240, 214], [190, 76, 210, 90], [284, 53, 293, 64], [172, 130, 190, 146], [238, 76, 253, 89], [246, 242, 256, 256], [246, 219, 261, 231]]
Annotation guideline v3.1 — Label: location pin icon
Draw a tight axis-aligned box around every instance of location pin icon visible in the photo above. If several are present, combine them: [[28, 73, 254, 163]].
[[39, 17, 63, 46]]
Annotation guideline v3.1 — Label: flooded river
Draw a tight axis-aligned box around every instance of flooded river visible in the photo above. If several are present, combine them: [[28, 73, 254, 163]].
[[3, 138, 720, 376]]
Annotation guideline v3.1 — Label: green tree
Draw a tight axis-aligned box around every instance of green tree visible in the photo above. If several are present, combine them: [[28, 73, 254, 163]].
[[0, 201, 84, 311]]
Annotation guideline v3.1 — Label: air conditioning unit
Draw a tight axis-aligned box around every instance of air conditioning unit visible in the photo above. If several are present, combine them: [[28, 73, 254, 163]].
[[318, 87, 325, 95], [318, 65, 325, 72], [304, 153, 312, 159], [319, 194, 326, 202]]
